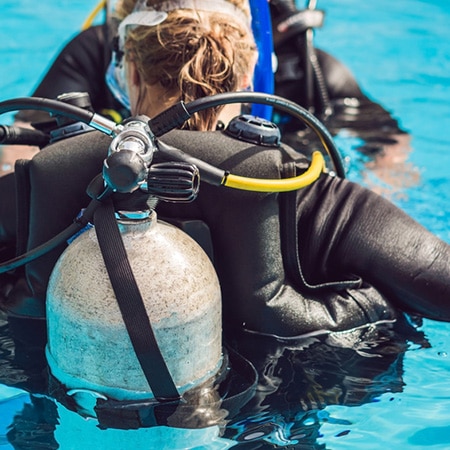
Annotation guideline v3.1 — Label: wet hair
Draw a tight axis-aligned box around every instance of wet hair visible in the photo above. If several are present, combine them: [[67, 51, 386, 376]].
[[115, 0, 257, 130]]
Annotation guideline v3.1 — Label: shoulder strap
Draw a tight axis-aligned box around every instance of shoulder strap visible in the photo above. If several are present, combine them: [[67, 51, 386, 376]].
[[279, 161, 362, 291], [14, 159, 32, 258], [94, 198, 180, 402]]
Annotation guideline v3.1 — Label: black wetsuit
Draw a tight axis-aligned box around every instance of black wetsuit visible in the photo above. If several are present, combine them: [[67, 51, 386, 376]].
[[2, 129, 449, 338]]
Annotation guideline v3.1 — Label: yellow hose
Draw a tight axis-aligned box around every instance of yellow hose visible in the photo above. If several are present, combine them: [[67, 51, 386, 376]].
[[223, 150, 325, 192], [81, 0, 107, 30]]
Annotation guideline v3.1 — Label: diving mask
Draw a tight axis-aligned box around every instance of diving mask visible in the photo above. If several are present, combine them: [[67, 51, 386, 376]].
[[106, 5, 168, 111]]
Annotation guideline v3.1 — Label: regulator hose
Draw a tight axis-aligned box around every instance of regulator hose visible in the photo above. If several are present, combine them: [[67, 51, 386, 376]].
[[149, 91, 345, 177], [225, 150, 324, 191], [0, 195, 103, 274], [81, 0, 107, 31], [157, 139, 325, 192], [0, 97, 118, 136], [0, 124, 50, 147]]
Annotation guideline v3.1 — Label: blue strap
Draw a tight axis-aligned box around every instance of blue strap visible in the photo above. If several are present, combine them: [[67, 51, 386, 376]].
[[250, 0, 274, 120]]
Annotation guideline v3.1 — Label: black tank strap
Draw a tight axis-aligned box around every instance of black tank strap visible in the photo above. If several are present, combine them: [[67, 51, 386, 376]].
[[94, 198, 180, 403]]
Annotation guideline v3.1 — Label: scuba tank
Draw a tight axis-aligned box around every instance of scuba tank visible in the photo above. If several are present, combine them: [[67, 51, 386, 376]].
[[46, 210, 223, 404], [44, 117, 226, 421]]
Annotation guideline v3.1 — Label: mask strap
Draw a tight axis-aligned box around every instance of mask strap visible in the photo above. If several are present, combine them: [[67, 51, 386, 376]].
[[118, 0, 251, 48]]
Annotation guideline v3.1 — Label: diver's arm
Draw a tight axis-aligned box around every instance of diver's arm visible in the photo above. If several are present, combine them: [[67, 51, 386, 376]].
[[1, 27, 108, 173], [0, 26, 118, 175], [15, 26, 113, 124], [362, 132, 420, 197], [343, 185, 449, 320], [296, 174, 450, 321], [315, 50, 420, 193]]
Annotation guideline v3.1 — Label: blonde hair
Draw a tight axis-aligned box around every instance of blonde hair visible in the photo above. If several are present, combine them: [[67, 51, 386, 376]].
[[115, 0, 257, 130]]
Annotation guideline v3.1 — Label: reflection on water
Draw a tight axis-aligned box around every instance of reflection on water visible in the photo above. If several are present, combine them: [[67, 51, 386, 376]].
[[0, 309, 429, 449], [223, 318, 427, 448]]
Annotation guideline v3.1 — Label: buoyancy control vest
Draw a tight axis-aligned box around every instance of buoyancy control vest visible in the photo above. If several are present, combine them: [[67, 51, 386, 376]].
[[7, 126, 401, 338], [152, 130, 398, 336]]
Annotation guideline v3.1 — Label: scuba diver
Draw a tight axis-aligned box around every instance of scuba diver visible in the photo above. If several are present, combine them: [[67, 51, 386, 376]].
[[0, 0, 449, 445], [0, 0, 448, 339], [4, 0, 407, 157]]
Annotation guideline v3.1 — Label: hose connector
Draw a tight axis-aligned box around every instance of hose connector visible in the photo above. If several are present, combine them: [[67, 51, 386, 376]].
[[108, 116, 156, 165], [103, 116, 158, 193]]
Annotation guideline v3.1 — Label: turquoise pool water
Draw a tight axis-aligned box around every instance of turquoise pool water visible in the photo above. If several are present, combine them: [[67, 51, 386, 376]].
[[1, 0, 450, 448]]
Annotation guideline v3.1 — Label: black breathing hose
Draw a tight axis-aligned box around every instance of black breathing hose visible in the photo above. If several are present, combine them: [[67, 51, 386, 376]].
[[0, 97, 117, 137], [0, 125, 50, 146], [0, 97, 94, 123], [0, 196, 103, 273], [149, 92, 345, 177]]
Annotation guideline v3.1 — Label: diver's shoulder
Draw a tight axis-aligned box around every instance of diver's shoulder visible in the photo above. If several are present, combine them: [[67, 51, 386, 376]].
[[35, 130, 110, 159]]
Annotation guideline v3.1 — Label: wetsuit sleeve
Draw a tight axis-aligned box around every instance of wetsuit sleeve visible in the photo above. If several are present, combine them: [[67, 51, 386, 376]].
[[0, 173, 17, 244], [315, 49, 364, 99], [15, 26, 119, 123], [295, 174, 450, 321]]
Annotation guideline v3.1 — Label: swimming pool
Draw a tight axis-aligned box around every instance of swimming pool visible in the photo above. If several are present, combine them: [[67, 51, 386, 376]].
[[1, 0, 450, 448]]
